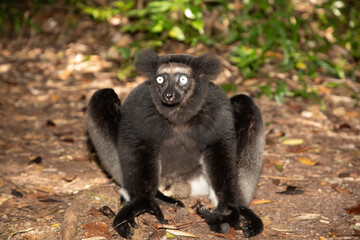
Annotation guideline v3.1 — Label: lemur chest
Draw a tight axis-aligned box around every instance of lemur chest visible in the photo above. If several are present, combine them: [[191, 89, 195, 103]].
[[158, 127, 202, 178]]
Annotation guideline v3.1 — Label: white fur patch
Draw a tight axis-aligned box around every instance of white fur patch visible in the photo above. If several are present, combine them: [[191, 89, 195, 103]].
[[190, 174, 210, 196], [209, 187, 218, 207], [119, 188, 131, 201], [157, 64, 192, 75], [189, 174, 218, 206]]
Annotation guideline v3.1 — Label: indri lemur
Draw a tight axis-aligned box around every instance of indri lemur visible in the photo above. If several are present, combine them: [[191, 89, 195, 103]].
[[88, 50, 264, 238]]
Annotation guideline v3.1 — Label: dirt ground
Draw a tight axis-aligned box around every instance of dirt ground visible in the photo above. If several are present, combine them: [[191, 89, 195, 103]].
[[0, 13, 360, 240]]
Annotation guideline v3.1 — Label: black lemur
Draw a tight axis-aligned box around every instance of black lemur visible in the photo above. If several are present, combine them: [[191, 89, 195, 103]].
[[87, 50, 264, 238]]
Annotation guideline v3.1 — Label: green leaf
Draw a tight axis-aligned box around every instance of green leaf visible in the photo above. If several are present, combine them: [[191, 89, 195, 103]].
[[147, 1, 172, 13], [259, 86, 273, 98], [266, 121, 274, 126], [144, 40, 164, 48], [166, 232, 176, 238], [116, 47, 131, 59], [185, 6, 202, 19], [274, 82, 292, 103], [117, 64, 132, 81], [151, 21, 164, 33], [190, 19, 204, 33], [221, 83, 237, 92], [169, 26, 185, 41], [325, 82, 344, 88], [83, 54, 90, 62], [295, 61, 306, 70]]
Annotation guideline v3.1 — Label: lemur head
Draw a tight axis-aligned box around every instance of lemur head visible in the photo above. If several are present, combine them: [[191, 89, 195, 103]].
[[135, 49, 222, 106], [135, 50, 222, 124]]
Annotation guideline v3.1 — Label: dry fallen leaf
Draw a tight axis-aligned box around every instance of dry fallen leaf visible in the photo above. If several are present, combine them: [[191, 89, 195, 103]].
[[317, 85, 332, 94], [351, 222, 360, 236], [51, 94, 60, 102], [285, 145, 311, 153], [155, 224, 179, 230], [346, 111, 360, 118], [166, 229, 197, 238], [267, 159, 284, 171], [63, 175, 77, 182], [332, 185, 350, 195], [89, 207, 100, 218], [98, 206, 115, 218], [26, 192, 49, 201], [251, 199, 276, 205], [346, 203, 360, 215], [296, 213, 321, 221], [25, 164, 45, 174], [281, 138, 304, 146], [271, 226, 293, 232], [261, 216, 273, 227], [214, 227, 236, 240], [298, 157, 318, 166], [82, 221, 112, 239]]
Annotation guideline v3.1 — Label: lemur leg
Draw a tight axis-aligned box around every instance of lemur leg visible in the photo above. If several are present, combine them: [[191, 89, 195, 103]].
[[195, 138, 241, 233], [230, 94, 264, 237], [113, 145, 165, 238], [88, 89, 165, 239], [195, 94, 264, 237]]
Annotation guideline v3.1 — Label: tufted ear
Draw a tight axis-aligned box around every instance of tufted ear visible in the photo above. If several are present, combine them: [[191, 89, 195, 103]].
[[192, 54, 223, 81], [135, 49, 160, 77]]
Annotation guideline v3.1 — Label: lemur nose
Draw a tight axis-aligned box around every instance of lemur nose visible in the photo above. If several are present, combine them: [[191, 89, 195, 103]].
[[165, 92, 175, 101]]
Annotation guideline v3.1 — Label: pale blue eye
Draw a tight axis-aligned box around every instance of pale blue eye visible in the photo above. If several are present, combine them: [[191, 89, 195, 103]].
[[156, 76, 164, 84], [179, 75, 188, 86]]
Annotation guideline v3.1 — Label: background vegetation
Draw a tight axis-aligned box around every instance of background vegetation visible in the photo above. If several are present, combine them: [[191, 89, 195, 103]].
[[1, 0, 359, 103], [0, 2, 359, 239]]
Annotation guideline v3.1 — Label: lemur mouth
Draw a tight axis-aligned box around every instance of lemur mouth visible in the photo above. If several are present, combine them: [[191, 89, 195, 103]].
[[161, 93, 181, 106], [161, 100, 180, 107]]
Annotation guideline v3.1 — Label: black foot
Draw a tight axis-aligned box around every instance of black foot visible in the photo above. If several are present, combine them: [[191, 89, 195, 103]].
[[113, 218, 135, 239], [194, 201, 263, 237], [238, 207, 263, 237], [193, 201, 237, 234], [113, 196, 165, 239]]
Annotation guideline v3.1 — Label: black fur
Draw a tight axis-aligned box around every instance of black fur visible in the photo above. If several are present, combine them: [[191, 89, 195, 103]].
[[88, 50, 264, 238]]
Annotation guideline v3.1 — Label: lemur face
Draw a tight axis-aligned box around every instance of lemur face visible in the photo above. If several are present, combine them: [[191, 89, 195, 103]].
[[154, 63, 193, 106]]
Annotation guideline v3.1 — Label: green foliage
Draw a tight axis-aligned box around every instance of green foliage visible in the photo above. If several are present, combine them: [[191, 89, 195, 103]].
[[223, 0, 358, 102], [2, 0, 357, 103], [78, 1, 132, 22], [78, 0, 210, 45], [259, 82, 293, 104], [0, 0, 53, 35], [221, 83, 237, 93], [229, 0, 304, 79], [125, 0, 211, 45], [227, 0, 356, 78], [76, 0, 358, 102], [315, 0, 360, 59]]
